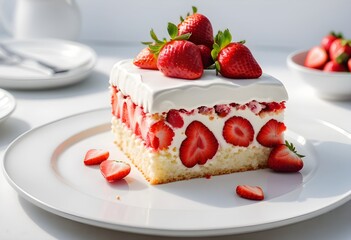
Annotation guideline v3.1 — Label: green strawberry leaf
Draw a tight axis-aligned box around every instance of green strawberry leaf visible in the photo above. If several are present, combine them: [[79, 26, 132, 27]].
[[167, 22, 179, 39]]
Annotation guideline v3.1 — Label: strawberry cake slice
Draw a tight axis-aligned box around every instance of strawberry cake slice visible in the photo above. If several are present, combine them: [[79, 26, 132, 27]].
[[110, 60, 288, 184]]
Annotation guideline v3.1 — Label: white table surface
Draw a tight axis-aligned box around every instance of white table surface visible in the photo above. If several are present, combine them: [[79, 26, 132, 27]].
[[1, 41, 351, 240]]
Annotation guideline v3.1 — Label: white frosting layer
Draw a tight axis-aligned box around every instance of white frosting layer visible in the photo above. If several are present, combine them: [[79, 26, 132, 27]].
[[109, 59, 288, 114]]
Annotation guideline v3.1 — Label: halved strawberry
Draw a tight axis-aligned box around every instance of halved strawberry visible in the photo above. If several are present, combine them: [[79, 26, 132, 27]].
[[111, 86, 119, 117], [166, 109, 184, 128], [223, 116, 254, 147], [256, 119, 286, 147], [84, 149, 110, 166], [304, 46, 328, 69], [133, 47, 158, 70], [236, 185, 264, 201], [100, 160, 131, 182], [268, 141, 304, 172], [323, 61, 348, 72], [179, 121, 219, 168], [146, 120, 175, 150], [178, 6, 214, 49]]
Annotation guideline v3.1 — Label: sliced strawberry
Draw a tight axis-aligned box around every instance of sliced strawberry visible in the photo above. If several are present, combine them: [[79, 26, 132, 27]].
[[179, 121, 219, 168], [133, 47, 158, 70], [323, 61, 348, 72], [214, 104, 231, 117], [84, 149, 109, 166], [236, 185, 264, 201], [146, 120, 175, 150], [223, 116, 254, 147], [304, 46, 328, 69], [166, 109, 184, 128], [256, 119, 286, 147], [121, 102, 129, 128], [111, 86, 121, 118], [100, 160, 131, 182], [268, 141, 304, 172]]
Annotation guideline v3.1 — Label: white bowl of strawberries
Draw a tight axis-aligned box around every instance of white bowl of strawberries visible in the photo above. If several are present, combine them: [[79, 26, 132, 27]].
[[287, 32, 351, 100]]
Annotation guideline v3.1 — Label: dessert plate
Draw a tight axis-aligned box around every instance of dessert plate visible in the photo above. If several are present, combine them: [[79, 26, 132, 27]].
[[0, 39, 97, 90], [0, 88, 16, 124], [3, 108, 351, 237]]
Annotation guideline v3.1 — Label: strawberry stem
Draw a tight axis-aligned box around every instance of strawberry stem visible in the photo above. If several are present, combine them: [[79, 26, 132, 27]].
[[285, 140, 305, 158]]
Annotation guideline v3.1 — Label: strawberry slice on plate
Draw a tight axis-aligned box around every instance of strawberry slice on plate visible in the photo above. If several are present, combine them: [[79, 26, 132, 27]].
[[179, 121, 219, 168], [268, 141, 304, 172], [223, 116, 254, 147], [84, 149, 109, 166], [100, 160, 131, 182], [256, 119, 286, 147], [236, 185, 264, 201]]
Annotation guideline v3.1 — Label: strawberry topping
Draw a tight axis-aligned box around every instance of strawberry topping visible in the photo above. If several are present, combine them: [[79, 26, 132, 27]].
[[179, 121, 219, 168], [223, 116, 254, 147]]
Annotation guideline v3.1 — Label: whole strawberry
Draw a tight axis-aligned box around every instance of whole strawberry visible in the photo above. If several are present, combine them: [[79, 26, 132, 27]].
[[348, 58, 351, 72], [149, 23, 203, 80], [211, 29, 262, 79], [323, 61, 348, 72], [268, 141, 304, 172], [329, 38, 351, 64], [133, 47, 158, 70], [178, 6, 214, 49], [321, 31, 343, 52]]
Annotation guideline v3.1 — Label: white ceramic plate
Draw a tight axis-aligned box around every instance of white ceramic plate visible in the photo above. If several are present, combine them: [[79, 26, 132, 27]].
[[3, 108, 351, 237], [0, 88, 16, 124], [0, 39, 96, 90]]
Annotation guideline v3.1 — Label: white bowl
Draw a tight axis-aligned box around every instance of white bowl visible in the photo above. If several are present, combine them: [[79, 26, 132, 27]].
[[287, 50, 351, 100]]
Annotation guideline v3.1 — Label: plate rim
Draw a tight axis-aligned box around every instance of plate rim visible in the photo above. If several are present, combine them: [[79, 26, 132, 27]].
[[2, 108, 351, 237]]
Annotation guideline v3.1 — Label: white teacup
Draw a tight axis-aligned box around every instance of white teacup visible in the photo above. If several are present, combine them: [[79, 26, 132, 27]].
[[1, 0, 81, 40]]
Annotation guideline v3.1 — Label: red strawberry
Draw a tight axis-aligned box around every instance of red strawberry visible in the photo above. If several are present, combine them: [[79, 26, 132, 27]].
[[121, 102, 129, 128], [223, 116, 254, 147], [256, 119, 286, 147], [348, 58, 351, 72], [178, 6, 214, 48], [133, 47, 158, 70], [166, 109, 184, 128], [100, 160, 131, 182], [304, 46, 328, 69], [146, 120, 175, 150], [321, 31, 343, 52], [323, 61, 348, 72], [329, 39, 351, 64], [268, 141, 304, 172], [212, 29, 262, 79], [236, 185, 264, 201], [214, 104, 231, 117], [148, 23, 203, 80], [84, 149, 109, 166], [111, 86, 119, 117], [179, 121, 219, 168], [198, 44, 214, 68]]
